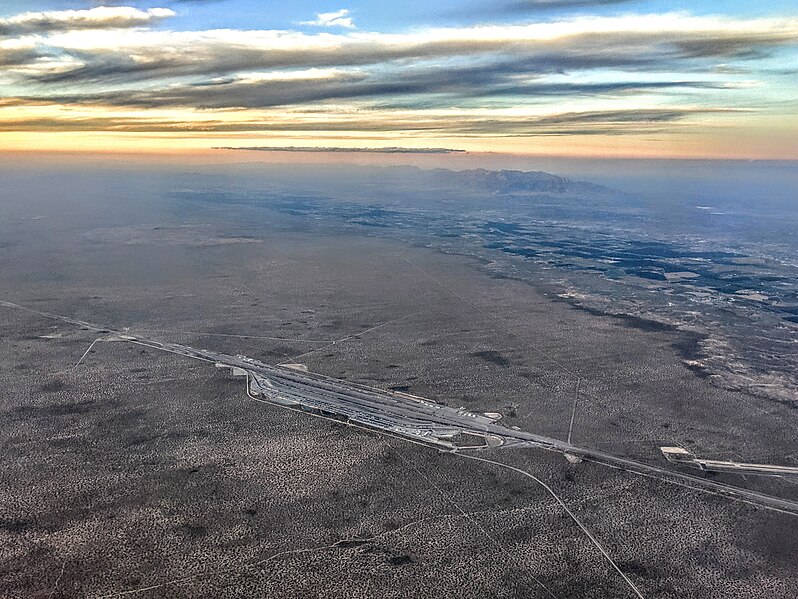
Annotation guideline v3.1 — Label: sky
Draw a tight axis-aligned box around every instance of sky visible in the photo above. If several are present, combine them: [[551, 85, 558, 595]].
[[1, 0, 797, 158]]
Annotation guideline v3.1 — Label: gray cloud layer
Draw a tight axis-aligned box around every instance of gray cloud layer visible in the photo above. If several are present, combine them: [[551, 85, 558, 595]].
[[17, 51, 740, 111], [25, 27, 797, 88], [1, 8, 796, 141], [0, 107, 734, 137]]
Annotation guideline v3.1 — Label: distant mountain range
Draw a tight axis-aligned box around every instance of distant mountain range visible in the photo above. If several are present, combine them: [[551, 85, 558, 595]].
[[425, 167, 614, 196], [214, 161, 625, 199]]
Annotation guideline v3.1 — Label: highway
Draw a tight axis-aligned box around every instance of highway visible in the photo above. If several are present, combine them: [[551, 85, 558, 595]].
[[661, 447, 798, 477], [4, 298, 798, 517]]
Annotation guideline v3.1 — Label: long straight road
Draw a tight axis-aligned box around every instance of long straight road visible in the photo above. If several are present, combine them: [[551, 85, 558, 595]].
[[4, 299, 798, 516]]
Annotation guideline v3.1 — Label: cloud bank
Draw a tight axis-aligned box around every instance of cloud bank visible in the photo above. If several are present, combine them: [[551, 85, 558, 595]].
[[1, 5, 796, 157]]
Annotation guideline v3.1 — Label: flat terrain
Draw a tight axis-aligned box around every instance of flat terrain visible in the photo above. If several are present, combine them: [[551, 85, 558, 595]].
[[1, 167, 797, 597]]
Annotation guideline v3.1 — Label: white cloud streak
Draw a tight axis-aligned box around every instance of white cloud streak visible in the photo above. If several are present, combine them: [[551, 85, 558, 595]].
[[300, 9, 355, 29], [0, 7, 175, 35]]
